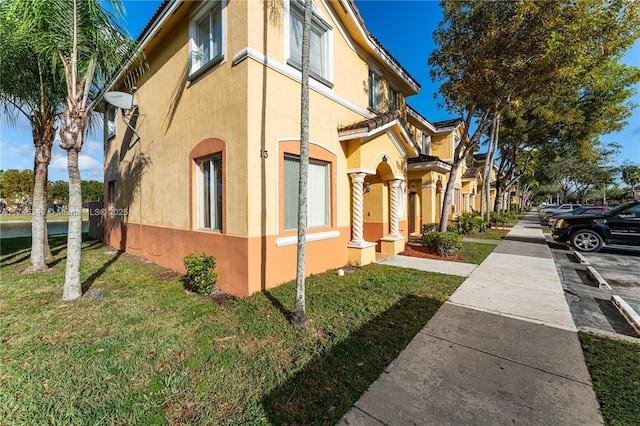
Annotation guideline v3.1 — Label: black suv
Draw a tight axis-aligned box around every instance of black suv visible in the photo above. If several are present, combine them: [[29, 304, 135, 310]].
[[551, 201, 640, 252]]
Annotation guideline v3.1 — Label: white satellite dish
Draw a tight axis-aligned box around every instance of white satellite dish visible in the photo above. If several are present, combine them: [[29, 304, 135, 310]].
[[104, 91, 137, 110]]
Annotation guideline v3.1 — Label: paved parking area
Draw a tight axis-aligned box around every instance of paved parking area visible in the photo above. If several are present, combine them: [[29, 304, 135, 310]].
[[547, 237, 640, 339]]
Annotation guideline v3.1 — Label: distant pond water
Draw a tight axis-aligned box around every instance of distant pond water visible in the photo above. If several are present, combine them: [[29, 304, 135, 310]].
[[0, 221, 89, 239]]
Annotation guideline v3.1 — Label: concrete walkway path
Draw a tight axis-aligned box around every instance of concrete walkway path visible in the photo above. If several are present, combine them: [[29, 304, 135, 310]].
[[340, 212, 603, 425]]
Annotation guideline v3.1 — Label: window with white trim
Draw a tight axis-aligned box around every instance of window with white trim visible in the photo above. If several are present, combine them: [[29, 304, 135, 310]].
[[388, 87, 399, 111], [196, 155, 223, 230], [421, 133, 431, 155], [106, 105, 116, 140], [368, 69, 382, 111], [288, 0, 331, 82], [189, 1, 224, 77], [284, 155, 330, 230]]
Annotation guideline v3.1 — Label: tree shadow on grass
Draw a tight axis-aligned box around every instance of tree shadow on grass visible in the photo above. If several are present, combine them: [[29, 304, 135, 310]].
[[1, 235, 68, 266], [264, 290, 293, 321], [81, 250, 124, 294], [262, 294, 445, 425]]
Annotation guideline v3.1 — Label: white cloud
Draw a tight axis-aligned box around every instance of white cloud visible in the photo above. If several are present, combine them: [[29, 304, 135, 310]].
[[9, 143, 34, 156], [51, 154, 102, 181]]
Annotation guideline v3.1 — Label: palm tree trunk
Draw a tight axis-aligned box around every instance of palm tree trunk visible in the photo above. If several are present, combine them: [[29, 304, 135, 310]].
[[62, 148, 83, 301], [26, 159, 50, 273], [292, 0, 312, 330], [44, 167, 53, 259], [25, 118, 55, 273]]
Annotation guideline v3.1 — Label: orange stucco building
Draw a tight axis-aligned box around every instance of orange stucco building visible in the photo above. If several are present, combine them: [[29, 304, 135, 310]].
[[103, 0, 472, 297]]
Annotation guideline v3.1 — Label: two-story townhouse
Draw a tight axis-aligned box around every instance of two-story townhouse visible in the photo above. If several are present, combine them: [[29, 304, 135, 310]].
[[472, 152, 498, 211], [404, 107, 473, 232], [104, 0, 430, 297]]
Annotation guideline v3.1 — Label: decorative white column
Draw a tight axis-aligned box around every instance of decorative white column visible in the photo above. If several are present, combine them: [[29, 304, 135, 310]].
[[388, 179, 402, 238], [348, 172, 366, 246], [464, 193, 470, 212]]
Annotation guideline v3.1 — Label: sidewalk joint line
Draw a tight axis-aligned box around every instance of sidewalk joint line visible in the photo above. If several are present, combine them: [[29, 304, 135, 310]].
[[349, 406, 391, 426], [420, 331, 593, 387]]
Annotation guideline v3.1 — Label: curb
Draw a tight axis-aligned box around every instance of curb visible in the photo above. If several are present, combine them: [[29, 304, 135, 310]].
[[611, 295, 640, 336], [570, 248, 589, 265], [586, 266, 612, 290]]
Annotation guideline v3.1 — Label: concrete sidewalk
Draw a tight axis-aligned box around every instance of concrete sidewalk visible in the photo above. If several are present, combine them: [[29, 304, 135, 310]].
[[340, 211, 603, 425]]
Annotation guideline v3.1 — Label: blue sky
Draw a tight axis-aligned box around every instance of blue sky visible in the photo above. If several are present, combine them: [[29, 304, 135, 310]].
[[1, 0, 638, 182]]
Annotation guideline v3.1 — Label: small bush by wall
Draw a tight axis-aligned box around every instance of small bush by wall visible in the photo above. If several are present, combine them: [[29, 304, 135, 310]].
[[183, 252, 219, 296]]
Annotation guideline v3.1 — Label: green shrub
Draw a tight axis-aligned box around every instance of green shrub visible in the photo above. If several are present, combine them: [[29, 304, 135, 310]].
[[422, 231, 463, 257], [452, 212, 485, 234], [422, 223, 439, 233], [490, 211, 518, 226], [183, 252, 219, 296]]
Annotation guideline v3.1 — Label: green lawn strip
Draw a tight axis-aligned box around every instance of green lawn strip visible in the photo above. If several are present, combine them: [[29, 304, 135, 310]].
[[579, 332, 640, 425], [0, 213, 88, 222], [0, 236, 464, 425], [466, 229, 508, 240], [456, 242, 496, 265]]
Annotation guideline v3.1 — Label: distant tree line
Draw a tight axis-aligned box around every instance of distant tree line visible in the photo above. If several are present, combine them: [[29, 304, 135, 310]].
[[0, 168, 103, 209]]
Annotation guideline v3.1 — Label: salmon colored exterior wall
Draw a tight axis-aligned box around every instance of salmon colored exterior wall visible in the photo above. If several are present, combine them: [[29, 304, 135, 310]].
[[104, 0, 420, 297]]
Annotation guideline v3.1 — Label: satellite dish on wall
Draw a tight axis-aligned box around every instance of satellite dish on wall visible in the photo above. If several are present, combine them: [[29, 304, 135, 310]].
[[104, 91, 137, 110]]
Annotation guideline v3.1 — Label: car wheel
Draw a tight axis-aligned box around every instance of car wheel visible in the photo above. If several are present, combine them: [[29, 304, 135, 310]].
[[570, 230, 604, 252]]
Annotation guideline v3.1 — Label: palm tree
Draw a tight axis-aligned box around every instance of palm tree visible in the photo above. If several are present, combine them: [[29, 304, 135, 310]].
[[12, 0, 142, 300], [0, 2, 66, 273], [620, 162, 640, 201], [292, 0, 313, 330]]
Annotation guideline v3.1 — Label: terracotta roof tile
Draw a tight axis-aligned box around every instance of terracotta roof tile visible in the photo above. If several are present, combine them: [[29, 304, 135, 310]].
[[462, 167, 481, 179], [433, 118, 463, 129], [339, 110, 402, 133], [407, 154, 445, 164], [473, 153, 489, 162], [346, 0, 419, 90], [136, 0, 171, 42]]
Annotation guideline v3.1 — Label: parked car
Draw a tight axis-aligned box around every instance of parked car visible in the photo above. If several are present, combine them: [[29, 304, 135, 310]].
[[539, 203, 580, 221], [551, 201, 640, 252], [537, 204, 558, 217], [546, 205, 610, 226]]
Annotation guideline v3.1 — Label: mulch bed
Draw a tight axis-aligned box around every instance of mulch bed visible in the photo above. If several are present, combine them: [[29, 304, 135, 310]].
[[399, 244, 461, 261]]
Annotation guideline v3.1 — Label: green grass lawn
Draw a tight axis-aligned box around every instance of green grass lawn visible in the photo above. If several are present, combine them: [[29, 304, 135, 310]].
[[0, 235, 464, 425], [0, 213, 88, 222], [458, 242, 496, 264], [466, 229, 508, 240], [579, 332, 640, 425]]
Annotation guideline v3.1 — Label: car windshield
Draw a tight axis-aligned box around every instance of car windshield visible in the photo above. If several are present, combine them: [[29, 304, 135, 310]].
[[601, 201, 635, 217], [569, 207, 587, 214]]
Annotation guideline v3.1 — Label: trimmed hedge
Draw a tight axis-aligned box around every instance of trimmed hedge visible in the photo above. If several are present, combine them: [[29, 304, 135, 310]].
[[422, 231, 463, 257]]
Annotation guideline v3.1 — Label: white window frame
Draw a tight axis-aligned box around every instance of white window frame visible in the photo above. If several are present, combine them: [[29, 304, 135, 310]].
[[105, 105, 116, 141], [196, 155, 223, 231], [284, 154, 331, 230], [421, 133, 431, 155], [285, 0, 333, 86], [189, 0, 226, 79], [368, 68, 382, 112], [388, 87, 399, 111]]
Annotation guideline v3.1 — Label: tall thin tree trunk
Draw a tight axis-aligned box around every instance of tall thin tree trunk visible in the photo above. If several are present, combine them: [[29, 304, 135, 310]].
[[292, 0, 312, 330], [26, 159, 50, 273], [25, 117, 55, 273], [62, 148, 83, 301], [44, 166, 53, 259], [439, 166, 460, 232]]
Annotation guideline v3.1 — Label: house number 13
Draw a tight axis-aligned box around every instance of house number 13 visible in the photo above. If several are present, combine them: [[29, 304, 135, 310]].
[[259, 149, 269, 158]]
